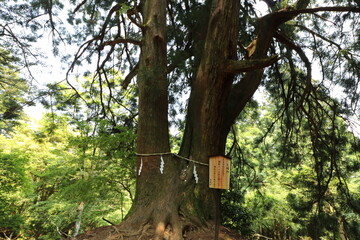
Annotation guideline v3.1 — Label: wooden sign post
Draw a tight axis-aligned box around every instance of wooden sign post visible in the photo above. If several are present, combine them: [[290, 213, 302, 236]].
[[209, 155, 231, 240], [209, 155, 231, 190]]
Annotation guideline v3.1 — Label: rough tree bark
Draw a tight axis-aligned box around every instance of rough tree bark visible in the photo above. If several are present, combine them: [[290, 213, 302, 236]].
[[124, 0, 182, 238], [119, 0, 359, 239]]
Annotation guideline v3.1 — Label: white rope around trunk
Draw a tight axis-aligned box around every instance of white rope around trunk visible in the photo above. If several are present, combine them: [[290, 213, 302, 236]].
[[135, 152, 209, 166]]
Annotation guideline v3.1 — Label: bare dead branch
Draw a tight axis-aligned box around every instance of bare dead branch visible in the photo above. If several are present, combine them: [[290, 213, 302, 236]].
[[294, 6, 360, 14], [102, 70, 116, 121], [95, 56, 107, 118], [266, 6, 360, 26], [102, 217, 116, 226], [25, 13, 48, 25], [120, 14, 137, 70], [1, 24, 38, 81], [312, 13, 337, 25]]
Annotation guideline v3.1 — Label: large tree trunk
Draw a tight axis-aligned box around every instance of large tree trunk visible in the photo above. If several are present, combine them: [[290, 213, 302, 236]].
[[179, 0, 240, 222], [122, 0, 306, 239], [125, 1, 242, 238], [123, 0, 191, 239]]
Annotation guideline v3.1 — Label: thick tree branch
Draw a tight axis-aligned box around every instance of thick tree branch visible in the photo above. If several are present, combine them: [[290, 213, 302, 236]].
[[98, 38, 141, 50], [122, 63, 139, 89], [224, 55, 278, 73], [257, 5, 360, 31], [223, 4, 360, 135], [268, 6, 360, 25]]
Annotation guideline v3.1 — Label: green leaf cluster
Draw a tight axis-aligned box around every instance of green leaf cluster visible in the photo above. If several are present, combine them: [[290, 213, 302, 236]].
[[0, 47, 30, 134], [0, 109, 135, 239]]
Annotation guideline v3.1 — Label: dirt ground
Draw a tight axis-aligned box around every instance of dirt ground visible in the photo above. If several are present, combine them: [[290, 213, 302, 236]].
[[71, 225, 246, 240]]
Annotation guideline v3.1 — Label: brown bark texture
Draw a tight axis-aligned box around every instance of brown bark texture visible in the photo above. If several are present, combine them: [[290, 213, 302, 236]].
[[120, 0, 315, 239]]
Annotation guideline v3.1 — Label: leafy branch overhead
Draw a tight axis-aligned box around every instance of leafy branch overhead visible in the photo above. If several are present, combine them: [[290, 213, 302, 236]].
[[65, 1, 360, 114]]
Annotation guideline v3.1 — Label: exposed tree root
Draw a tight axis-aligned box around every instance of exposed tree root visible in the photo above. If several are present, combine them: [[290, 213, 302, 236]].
[[71, 181, 241, 240], [72, 223, 245, 240], [137, 223, 152, 240], [112, 223, 152, 239]]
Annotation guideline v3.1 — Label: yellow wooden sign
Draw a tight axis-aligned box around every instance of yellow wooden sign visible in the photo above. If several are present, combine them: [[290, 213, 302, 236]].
[[209, 155, 231, 189]]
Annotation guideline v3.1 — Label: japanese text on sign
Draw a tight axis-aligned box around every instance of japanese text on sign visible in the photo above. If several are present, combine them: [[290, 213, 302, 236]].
[[209, 156, 230, 190]]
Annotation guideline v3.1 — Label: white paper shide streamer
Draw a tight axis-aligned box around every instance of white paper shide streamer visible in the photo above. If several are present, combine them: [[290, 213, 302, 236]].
[[138, 158, 143, 176], [160, 156, 165, 174], [193, 164, 199, 183]]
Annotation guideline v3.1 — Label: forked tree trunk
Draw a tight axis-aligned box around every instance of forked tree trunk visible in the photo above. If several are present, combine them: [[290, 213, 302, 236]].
[[125, 1, 241, 238], [123, 0, 296, 239]]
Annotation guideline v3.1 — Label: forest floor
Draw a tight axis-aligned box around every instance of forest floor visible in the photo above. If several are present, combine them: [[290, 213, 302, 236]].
[[71, 225, 246, 240]]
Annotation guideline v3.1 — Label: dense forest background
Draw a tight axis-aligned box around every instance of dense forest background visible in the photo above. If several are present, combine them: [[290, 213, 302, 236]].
[[1, 0, 360, 239]]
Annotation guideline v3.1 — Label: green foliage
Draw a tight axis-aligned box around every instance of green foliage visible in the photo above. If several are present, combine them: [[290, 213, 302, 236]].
[[223, 95, 360, 239], [0, 109, 136, 239], [28, 115, 135, 239], [0, 150, 29, 237], [222, 190, 253, 236], [0, 47, 31, 134]]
